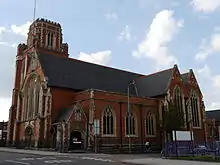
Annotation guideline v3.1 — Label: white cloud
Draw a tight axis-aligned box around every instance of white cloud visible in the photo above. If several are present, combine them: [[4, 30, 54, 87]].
[[0, 21, 30, 121], [195, 32, 220, 61], [118, 25, 132, 42], [77, 50, 112, 65], [191, 0, 220, 13], [197, 64, 211, 78], [10, 21, 31, 37], [132, 10, 183, 68], [104, 13, 118, 21], [0, 27, 6, 34], [196, 65, 220, 110]]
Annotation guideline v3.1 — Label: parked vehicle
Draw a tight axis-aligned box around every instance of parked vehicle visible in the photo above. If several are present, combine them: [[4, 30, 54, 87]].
[[193, 145, 208, 155]]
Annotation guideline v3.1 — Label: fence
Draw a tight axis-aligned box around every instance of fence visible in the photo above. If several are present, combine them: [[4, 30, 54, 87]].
[[92, 136, 161, 153], [162, 140, 220, 160]]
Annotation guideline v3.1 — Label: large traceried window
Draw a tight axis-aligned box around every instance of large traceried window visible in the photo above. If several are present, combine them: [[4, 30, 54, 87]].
[[125, 111, 137, 136], [174, 86, 184, 126], [146, 113, 156, 136], [23, 75, 41, 120], [102, 106, 115, 136], [190, 90, 200, 127]]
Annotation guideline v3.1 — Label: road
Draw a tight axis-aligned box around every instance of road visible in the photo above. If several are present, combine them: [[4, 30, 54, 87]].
[[0, 152, 124, 165]]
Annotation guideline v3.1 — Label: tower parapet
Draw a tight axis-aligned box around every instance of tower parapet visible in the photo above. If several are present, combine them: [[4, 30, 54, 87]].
[[17, 43, 28, 56], [26, 18, 68, 57]]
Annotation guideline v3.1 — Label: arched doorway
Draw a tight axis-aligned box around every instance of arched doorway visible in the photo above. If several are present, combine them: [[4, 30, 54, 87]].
[[69, 131, 83, 150], [24, 126, 33, 147]]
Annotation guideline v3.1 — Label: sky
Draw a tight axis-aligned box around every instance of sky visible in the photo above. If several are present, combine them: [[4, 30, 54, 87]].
[[0, 0, 220, 121]]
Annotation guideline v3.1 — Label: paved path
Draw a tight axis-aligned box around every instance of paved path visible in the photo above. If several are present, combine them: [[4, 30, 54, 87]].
[[4, 147, 217, 165], [121, 157, 220, 165], [0, 152, 123, 165], [0, 147, 68, 156]]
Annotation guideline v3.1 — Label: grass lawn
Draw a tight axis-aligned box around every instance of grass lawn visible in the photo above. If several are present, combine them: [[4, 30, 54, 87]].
[[169, 155, 220, 162]]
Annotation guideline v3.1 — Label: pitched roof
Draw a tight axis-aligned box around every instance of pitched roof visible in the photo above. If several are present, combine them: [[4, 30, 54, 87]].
[[38, 52, 142, 94], [55, 107, 73, 122], [38, 52, 173, 97], [181, 72, 189, 84], [135, 69, 173, 97], [206, 110, 220, 121]]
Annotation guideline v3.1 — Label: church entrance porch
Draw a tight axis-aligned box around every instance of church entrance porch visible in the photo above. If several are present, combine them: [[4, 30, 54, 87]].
[[69, 130, 83, 150]]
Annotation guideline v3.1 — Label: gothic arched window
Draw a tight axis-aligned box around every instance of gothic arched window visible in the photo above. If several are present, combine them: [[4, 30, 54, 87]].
[[47, 32, 53, 47], [20, 60, 25, 85], [174, 86, 184, 126], [190, 90, 200, 127], [146, 113, 156, 136], [74, 108, 82, 121], [125, 111, 137, 136], [102, 106, 115, 135], [23, 75, 41, 120]]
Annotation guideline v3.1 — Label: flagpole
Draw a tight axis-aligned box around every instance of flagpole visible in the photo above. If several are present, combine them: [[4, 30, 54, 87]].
[[33, 0, 37, 22]]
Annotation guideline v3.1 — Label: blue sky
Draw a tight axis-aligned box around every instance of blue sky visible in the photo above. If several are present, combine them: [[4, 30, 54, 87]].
[[0, 0, 220, 121]]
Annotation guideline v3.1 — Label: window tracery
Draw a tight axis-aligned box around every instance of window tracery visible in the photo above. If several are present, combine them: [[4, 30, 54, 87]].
[[23, 75, 41, 120], [125, 110, 136, 136], [190, 90, 200, 127], [146, 113, 156, 136], [74, 108, 82, 121], [174, 86, 184, 126], [102, 106, 115, 135]]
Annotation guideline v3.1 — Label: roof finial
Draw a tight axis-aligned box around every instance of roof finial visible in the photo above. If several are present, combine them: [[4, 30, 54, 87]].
[[33, 0, 37, 22]]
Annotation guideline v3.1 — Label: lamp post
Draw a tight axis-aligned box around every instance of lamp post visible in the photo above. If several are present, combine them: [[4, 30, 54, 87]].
[[127, 80, 138, 154]]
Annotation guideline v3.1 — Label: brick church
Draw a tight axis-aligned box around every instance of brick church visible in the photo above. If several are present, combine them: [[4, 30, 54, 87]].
[[7, 18, 206, 152]]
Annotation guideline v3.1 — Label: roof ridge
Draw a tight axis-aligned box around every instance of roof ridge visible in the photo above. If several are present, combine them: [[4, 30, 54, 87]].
[[181, 72, 189, 75], [67, 57, 144, 76], [136, 68, 173, 80], [146, 68, 173, 76]]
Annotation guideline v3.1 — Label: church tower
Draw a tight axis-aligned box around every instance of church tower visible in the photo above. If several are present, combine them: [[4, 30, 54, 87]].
[[7, 18, 69, 146], [27, 18, 69, 56]]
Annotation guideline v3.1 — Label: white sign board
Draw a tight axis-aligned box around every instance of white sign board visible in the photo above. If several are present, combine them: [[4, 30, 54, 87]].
[[172, 131, 194, 141], [94, 119, 100, 135]]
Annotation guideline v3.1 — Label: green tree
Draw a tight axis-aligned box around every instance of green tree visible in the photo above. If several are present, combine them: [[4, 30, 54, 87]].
[[164, 100, 184, 157], [164, 100, 183, 132]]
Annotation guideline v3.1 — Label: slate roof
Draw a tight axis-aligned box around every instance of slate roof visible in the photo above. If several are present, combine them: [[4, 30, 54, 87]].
[[181, 72, 189, 84], [38, 52, 174, 98], [206, 110, 220, 121], [135, 69, 173, 97], [54, 107, 73, 122], [38, 53, 142, 94]]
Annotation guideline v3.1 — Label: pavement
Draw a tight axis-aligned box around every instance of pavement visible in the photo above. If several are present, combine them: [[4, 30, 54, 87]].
[[121, 157, 220, 165], [0, 151, 122, 165], [1, 147, 219, 165], [0, 147, 67, 156]]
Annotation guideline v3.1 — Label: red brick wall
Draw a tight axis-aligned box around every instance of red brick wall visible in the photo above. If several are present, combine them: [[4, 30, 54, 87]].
[[205, 118, 216, 142], [50, 87, 76, 121], [168, 66, 205, 143], [92, 90, 159, 145]]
